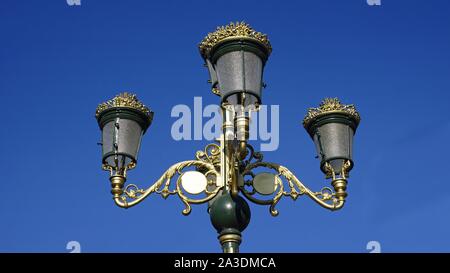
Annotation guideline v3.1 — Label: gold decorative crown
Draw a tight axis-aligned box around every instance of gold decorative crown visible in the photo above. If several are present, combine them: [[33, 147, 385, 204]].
[[199, 21, 272, 59], [303, 98, 360, 128], [95, 92, 153, 118]]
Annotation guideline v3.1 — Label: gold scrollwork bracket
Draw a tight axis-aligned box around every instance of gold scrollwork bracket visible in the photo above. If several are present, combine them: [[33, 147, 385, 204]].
[[241, 162, 346, 217], [195, 143, 221, 169], [113, 160, 223, 216]]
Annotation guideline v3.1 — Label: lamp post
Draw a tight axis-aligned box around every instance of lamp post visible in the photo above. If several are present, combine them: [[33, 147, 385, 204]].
[[95, 22, 360, 253]]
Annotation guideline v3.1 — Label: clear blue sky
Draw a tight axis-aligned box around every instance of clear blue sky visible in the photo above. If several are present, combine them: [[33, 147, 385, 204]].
[[1, 0, 450, 253]]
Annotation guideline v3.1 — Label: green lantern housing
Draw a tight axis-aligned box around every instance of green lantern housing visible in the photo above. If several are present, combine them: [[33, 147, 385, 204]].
[[95, 92, 153, 172], [303, 98, 360, 175], [199, 22, 272, 107]]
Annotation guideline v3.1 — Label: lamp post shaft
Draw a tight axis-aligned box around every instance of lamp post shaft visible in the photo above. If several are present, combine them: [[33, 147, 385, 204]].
[[212, 104, 250, 253]]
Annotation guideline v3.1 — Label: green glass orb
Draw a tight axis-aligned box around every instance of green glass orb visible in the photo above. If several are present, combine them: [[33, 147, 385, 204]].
[[209, 193, 251, 233]]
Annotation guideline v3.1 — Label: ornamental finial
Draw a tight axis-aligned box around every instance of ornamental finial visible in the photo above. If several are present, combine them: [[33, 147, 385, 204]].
[[303, 98, 360, 128], [199, 21, 272, 59], [95, 92, 153, 119]]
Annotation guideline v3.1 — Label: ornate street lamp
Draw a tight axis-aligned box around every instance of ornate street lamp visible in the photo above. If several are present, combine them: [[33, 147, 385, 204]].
[[95, 22, 361, 253]]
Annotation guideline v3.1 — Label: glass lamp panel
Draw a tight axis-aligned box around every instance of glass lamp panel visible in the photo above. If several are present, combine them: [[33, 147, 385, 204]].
[[216, 51, 244, 97], [101, 118, 143, 169], [117, 119, 143, 160], [215, 51, 264, 106], [313, 122, 354, 174], [206, 59, 218, 88], [243, 51, 263, 95], [101, 121, 114, 158]]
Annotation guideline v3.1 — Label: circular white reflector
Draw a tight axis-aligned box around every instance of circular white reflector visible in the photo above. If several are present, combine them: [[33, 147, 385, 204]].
[[253, 172, 278, 195], [180, 171, 208, 195]]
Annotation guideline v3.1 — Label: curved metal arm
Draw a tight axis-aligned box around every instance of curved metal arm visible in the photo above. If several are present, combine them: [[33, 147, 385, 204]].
[[241, 162, 346, 216], [112, 160, 223, 215]]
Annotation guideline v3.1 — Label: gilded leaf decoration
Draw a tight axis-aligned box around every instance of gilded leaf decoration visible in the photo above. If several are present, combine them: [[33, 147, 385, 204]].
[[303, 98, 360, 128], [95, 92, 153, 119], [199, 21, 272, 59]]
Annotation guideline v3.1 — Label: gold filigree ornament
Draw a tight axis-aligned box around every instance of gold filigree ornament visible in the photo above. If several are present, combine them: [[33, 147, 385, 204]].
[[199, 21, 272, 59], [95, 92, 153, 120], [302, 98, 360, 128], [242, 161, 345, 216], [117, 159, 223, 216]]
